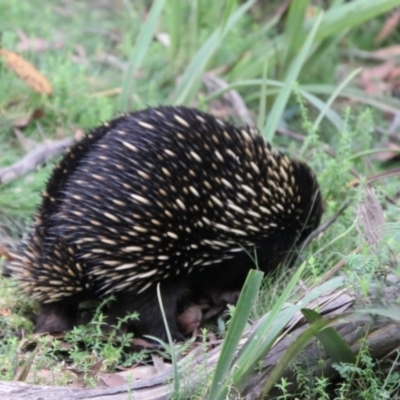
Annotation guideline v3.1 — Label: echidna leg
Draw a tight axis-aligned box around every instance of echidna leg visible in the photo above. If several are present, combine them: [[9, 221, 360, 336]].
[[105, 280, 186, 341], [35, 301, 79, 333]]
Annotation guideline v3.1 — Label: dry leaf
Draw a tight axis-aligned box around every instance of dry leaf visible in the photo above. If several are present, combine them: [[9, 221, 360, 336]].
[[360, 61, 394, 82], [17, 29, 51, 52], [356, 186, 385, 250], [0, 49, 52, 95], [151, 354, 167, 373], [99, 373, 128, 387], [375, 8, 400, 44], [374, 45, 400, 59], [358, 61, 394, 95], [0, 308, 12, 317], [16, 29, 64, 52], [13, 115, 33, 128], [372, 143, 400, 163], [118, 365, 157, 380]]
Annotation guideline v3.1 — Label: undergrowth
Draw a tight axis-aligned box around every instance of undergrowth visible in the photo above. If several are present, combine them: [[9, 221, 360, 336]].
[[0, 0, 400, 398]]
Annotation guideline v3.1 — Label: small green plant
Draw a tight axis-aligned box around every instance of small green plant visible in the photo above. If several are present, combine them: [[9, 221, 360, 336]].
[[274, 377, 293, 400], [333, 344, 400, 399], [62, 297, 144, 378]]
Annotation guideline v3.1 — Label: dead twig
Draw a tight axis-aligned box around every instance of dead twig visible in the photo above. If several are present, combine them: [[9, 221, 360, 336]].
[[0, 137, 74, 184]]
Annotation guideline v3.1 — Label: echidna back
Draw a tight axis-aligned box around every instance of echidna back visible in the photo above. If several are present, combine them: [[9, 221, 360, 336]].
[[9, 106, 323, 339]]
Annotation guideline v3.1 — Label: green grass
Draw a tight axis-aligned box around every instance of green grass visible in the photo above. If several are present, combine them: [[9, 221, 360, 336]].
[[1, 0, 400, 397]]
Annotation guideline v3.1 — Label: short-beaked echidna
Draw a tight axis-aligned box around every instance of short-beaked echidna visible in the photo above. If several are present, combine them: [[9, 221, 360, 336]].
[[9, 106, 323, 340]]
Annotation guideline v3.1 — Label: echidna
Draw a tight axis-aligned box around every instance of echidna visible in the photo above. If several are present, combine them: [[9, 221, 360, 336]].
[[8, 106, 322, 340]]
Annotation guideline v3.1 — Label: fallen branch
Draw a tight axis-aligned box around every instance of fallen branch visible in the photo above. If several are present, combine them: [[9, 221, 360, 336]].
[[0, 137, 74, 184]]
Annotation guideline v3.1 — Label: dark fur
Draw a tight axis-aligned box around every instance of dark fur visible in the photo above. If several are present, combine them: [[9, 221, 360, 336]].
[[10, 106, 323, 340]]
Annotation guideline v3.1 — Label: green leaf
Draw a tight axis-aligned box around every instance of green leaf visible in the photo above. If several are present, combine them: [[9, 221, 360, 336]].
[[263, 12, 323, 142], [205, 79, 344, 131], [303, 84, 400, 115], [257, 60, 268, 130], [357, 308, 400, 321], [230, 0, 400, 81], [156, 283, 180, 394], [302, 308, 356, 364], [281, 0, 309, 73], [312, 0, 400, 41], [260, 317, 334, 397], [312, 68, 361, 131], [232, 276, 344, 393], [118, 0, 166, 112], [164, 0, 183, 61], [207, 269, 264, 400], [171, 0, 256, 105]]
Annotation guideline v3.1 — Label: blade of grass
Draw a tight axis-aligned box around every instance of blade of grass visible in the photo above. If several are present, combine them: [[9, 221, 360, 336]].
[[281, 0, 309, 74], [156, 283, 180, 394], [207, 269, 264, 400], [233, 262, 310, 376], [312, 67, 361, 131], [298, 87, 344, 131], [165, 0, 183, 62], [312, 0, 400, 41], [231, 0, 400, 81], [303, 29, 347, 74], [260, 317, 338, 397], [238, 276, 343, 364], [232, 276, 344, 391], [303, 84, 400, 115], [205, 78, 344, 131], [171, 0, 256, 105], [221, 0, 239, 29], [263, 12, 323, 142], [118, 0, 166, 112], [188, 0, 199, 60], [257, 60, 268, 130], [302, 308, 356, 364], [357, 308, 400, 321]]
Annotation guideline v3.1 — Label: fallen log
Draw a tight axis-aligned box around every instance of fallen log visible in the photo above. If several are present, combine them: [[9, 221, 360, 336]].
[[0, 276, 399, 400]]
